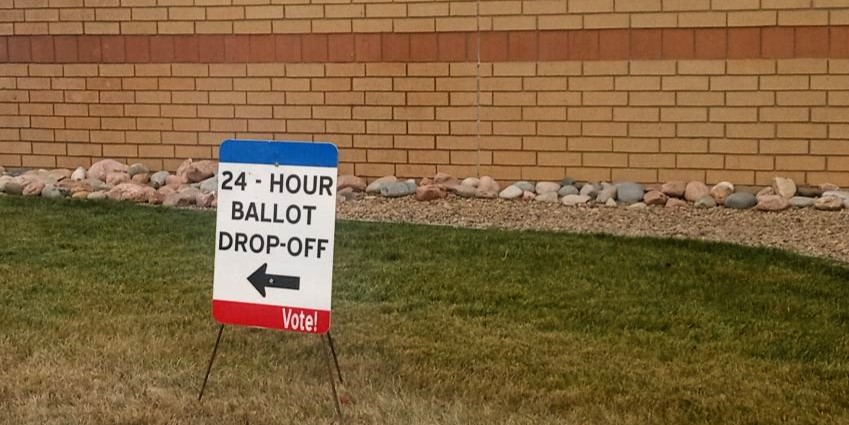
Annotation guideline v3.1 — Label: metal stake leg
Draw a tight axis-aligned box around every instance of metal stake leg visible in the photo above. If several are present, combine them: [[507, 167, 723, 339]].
[[326, 332, 343, 383], [320, 335, 344, 423], [198, 324, 225, 401]]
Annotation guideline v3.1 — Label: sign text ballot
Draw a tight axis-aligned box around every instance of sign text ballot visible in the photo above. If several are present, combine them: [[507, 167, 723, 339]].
[[212, 140, 338, 334]]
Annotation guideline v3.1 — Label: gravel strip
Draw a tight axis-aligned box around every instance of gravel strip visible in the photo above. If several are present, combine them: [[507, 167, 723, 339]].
[[338, 196, 849, 264]]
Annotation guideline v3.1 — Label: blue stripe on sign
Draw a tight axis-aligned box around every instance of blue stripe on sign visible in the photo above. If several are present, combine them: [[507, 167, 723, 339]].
[[219, 140, 338, 168]]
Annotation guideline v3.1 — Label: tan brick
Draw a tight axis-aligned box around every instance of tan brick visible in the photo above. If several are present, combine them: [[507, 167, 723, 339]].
[[727, 10, 776, 26], [662, 76, 709, 91], [760, 107, 809, 122], [613, 107, 659, 122], [629, 123, 676, 137], [613, 137, 659, 152], [677, 153, 724, 169], [677, 123, 724, 137], [629, 91, 674, 106], [777, 91, 826, 106], [585, 91, 629, 106], [628, 153, 675, 168], [709, 138, 758, 154], [777, 123, 828, 139], [727, 123, 775, 138], [710, 107, 758, 122], [761, 139, 809, 154], [661, 107, 708, 122], [583, 152, 628, 167], [726, 92, 775, 106], [631, 12, 677, 27], [710, 76, 758, 91]]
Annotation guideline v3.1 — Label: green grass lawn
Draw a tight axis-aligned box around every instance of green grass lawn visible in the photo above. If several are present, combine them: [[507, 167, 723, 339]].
[[1, 196, 848, 425]]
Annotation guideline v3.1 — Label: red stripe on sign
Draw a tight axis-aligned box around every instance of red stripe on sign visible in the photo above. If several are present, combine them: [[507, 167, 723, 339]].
[[212, 300, 331, 334]]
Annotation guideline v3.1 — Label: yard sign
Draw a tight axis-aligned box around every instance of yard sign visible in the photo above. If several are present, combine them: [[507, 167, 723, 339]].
[[212, 140, 338, 334]]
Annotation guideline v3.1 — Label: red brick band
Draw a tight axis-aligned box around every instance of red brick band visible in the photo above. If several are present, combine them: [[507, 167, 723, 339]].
[[2, 26, 847, 64]]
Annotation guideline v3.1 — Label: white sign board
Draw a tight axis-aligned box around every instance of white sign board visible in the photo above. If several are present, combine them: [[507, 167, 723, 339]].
[[212, 140, 338, 334]]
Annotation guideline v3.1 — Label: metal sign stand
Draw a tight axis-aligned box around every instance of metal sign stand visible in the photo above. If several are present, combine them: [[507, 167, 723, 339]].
[[197, 325, 345, 423]]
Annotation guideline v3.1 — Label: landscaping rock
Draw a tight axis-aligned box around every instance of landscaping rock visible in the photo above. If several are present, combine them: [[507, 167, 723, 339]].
[[85, 178, 107, 192], [199, 176, 218, 193], [381, 181, 417, 198], [789, 196, 816, 208], [823, 190, 849, 201], [127, 163, 149, 177], [41, 185, 66, 199], [47, 169, 71, 182], [579, 183, 598, 198], [756, 187, 775, 199], [561, 194, 591, 206], [814, 196, 844, 211], [558, 185, 578, 197], [616, 182, 644, 204], [710, 182, 734, 204], [337, 174, 366, 192], [337, 188, 362, 203], [196, 192, 216, 208], [643, 190, 668, 206], [150, 171, 170, 188], [627, 202, 647, 210], [513, 181, 535, 192], [796, 186, 823, 198], [604, 198, 617, 208], [665, 198, 689, 208], [433, 173, 458, 187], [87, 191, 107, 201], [684, 181, 710, 202], [70, 167, 86, 181], [72, 191, 89, 199], [177, 159, 218, 183], [106, 172, 130, 186], [757, 195, 789, 211], [366, 176, 397, 194], [474, 176, 499, 198], [415, 185, 447, 201], [521, 191, 535, 201], [661, 180, 686, 198], [0, 175, 12, 192], [725, 192, 757, 209], [5, 181, 24, 195], [534, 191, 559, 203], [131, 172, 149, 184], [87, 159, 127, 181], [596, 184, 617, 203], [694, 196, 716, 209], [165, 175, 185, 187], [820, 183, 840, 192], [454, 184, 476, 198], [22, 182, 45, 196], [771, 177, 796, 199], [461, 177, 480, 188], [559, 177, 576, 187], [499, 185, 523, 200], [163, 192, 196, 207], [535, 181, 560, 194], [108, 183, 156, 203]]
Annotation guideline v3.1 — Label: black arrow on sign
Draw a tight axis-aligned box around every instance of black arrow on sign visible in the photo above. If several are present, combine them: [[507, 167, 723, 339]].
[[247, 263, 300, 297]]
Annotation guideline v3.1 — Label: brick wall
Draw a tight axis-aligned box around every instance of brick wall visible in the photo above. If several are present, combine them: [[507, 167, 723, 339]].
[[2, 0, 849, 185]]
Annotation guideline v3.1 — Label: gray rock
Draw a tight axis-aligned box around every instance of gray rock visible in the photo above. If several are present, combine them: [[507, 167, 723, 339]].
[[150, 171, 170, 189], [513, 181, 535, 192], [694, 196, 716, 209], [616, 182, 645, 204], [789, 196, 816, 208], [127, 163, 150, 178], [796, 187, 822, 197], [579, 183, 598, 198], [499, 185, 524, 200], [535, 181, 560, 194], [87, 191, 107, 201], [41, 184, 66, 199], [199, 176, 218, 193], [454, 184, 476, 198], [724, 192, 757, 209], [558, 185, 579, 197], [380, 181, 417, 198], [337, 189, 363, 203], [559, 177, 575, 187], [596, 185, 617, 203], [366, 175, 397, 194], [4, 181, 23, 195], [534, 191, 559, 203], [561, 194, 591, 206], [70, 166, 86, 181], [823, 190, 849, 201]]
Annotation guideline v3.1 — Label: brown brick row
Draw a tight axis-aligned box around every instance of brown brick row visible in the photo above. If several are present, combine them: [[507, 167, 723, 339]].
[[1, 26, 848, 64]]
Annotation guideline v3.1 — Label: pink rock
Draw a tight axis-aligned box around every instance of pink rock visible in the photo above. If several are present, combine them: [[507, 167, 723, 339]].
[[337, 175, 366, 192], [146, 190, 165, 205], [105, 172, 130, 186], [163, 192, 196, 207], [661, 180, 686, 198], [107, 183, 155, 203], [48, 168, 72, 181], [710, 182, 734, 204], [165, 174, 185, 187], [87, 159, 128, 181], [756, 187, 775, 199], [158, 186, 177, 196], [665, 198, 689, 208], [814, 196, 843, 211], [176, 159, 218, 183], [414, 185, 447, 201], [644, 190, 669, 206], [475, 176, 500, 198], [419, 177, 433, 186], [820, 183, 840, 192], [433, 172, 458, 186], [196, 192, 217, 208], [131, 173, 150, 184], [22, 182, 45, 196], [684, 181, 709, 202], [756, 195, 789, 211], [522, 190, 536, 201]]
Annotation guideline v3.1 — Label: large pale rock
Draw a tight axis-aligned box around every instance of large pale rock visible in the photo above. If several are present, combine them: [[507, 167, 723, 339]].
[[535, 181, 560, 194], [454, 184, 476, 198], [337, 174, 366, 192], [499, 185, 523, 200], [22, 182, 45, 196], [70, 166, 87, 181], [380, 181, 416, 198], [107, 183, 156, 203], [0, 175, 12, 192], [579, 183, 598, 198], [474, 176, 499, 198], [596, 184, 617, 203], [199, 176, 218, 193], [415, 185, 447, 201], [85, 178, 107, 192], [661, 180, 686, 198], [558, 185, 579, 197], [820, 183, 840, 192], [41, 184, 65, 199], [710, 182, 734, 204], [196, 192, 216, 208], [432, 172, 458, 187], [366, 176, 397, 194], [127, 163, 150, 177], [616, 182, 644, 204], [535, 191, 559, 203], [756, 195, 789, 211], [814, 196, 843, 211], [176, 159, 218, 183], [461, 177, 480, 188], [643, 190, 668, 206], [561, 194, 591, 206], [165, 175, 185, 187], [87, 159, 128, 181], [4, 181, 23, 195], [823, 190, 849, 201], [48, 169, 72, 181], [756, 187, 775, 199], [131, 173, 150, 185], [684, 181, 710, 202], [771, 177, 796, 199], [87, 191, 107, 201], [513, 181, 535, 192], [725, 192, 757, 209]]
